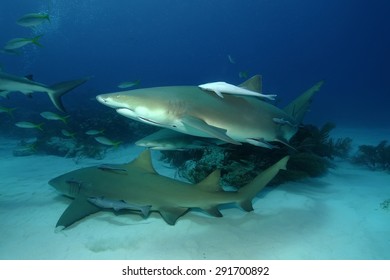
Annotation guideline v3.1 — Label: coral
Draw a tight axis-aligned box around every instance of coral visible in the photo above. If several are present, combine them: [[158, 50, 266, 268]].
[[380, 199, 390, 211], [162, 122, 349, 188], [352, 140, 390, 171]]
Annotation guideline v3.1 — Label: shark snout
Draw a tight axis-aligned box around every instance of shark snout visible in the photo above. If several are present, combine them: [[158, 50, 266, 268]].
[[96, 95, 108, 104]]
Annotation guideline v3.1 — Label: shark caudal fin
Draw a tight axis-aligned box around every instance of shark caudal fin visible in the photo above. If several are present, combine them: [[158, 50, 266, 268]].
[[47, 77, 89, 112], [238, 75, 262, 93], [237, 156, 289, 211], [283, 81, 324, 124]]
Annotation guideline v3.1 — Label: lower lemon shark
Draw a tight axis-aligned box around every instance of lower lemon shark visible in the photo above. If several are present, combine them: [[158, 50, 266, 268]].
[[135, 128, 224, 150], [0, 71, 89, 112], [96, 75, 323, 149], [49, 149, 289, 230]]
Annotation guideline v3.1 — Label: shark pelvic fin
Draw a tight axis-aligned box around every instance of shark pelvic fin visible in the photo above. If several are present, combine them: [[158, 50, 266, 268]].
[[238, 75, 262, 93], [196, 169, 222, 192], [55, 194, 100, 231], [159, 207, 189, 225], [181, 116, 241, 145], [128, 149, 157, 173]]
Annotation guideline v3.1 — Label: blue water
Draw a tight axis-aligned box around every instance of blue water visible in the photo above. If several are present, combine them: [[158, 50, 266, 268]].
[[1, 1, 390, 261], [1, 0, 389, 129]]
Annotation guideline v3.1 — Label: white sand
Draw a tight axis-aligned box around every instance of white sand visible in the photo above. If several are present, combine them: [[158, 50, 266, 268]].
[[0, 128, 389, 260]]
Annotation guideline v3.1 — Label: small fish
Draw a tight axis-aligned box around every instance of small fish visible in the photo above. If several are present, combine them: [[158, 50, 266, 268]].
[[85, 129, 104, 136], [40, 111, 69, 123], [227, 54, 235, 64], [94, 136, 121, 148], [15, 121, 44, 130], [98, 164, 127, 174], [117, 80, 140, 89], [61, 129, 76, 138], [0, 48, 21, 56], [0, 91, 11, 98], [0, 106, 16, 116], [4, 36, 43, 50], [16, 12, 50, 28], [238, 71, 248, 79], [87, 197, 151, 217]]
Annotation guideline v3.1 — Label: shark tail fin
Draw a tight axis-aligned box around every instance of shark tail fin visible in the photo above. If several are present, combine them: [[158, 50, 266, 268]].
[[283, 81, 324, 123], [238, 75, 262, 93], [48, 77, 89, 112], [237, 156, 289, 211]]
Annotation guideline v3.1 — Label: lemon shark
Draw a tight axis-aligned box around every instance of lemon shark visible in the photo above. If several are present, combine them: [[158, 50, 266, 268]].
[[0, 71, 89, 112], [135, 128, 224, 150], [49, 149, 289, 230], [96, 75, 323, 149]]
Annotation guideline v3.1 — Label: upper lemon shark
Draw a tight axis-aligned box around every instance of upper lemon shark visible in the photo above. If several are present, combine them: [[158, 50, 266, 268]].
[[96, 75, 323, 149], [0, 71, 89, 112], [49, 149, 289, 230]]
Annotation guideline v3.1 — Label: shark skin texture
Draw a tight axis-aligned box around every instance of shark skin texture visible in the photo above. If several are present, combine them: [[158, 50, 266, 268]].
[[96, 75, 323, 149], [49, 149, 289, 231]]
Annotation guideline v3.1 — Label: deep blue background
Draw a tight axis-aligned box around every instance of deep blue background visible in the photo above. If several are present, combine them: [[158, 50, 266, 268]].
[[1, 0, 389, 128]]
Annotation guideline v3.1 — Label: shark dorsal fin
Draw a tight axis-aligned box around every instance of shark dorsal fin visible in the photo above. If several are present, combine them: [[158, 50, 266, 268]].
[[238, 75, 262, 93], [196, 169, 222, 192], [128, 149, 157, 173], [283, 80, 324, 123]]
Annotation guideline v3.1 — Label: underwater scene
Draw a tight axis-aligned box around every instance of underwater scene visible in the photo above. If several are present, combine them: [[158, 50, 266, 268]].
[[0, 0, 389, 260]]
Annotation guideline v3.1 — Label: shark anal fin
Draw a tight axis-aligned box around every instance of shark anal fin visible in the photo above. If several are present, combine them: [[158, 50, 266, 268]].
[[181, 116, 241, 145], [56, 194, 100, 231], [159, 207, 188, 225], [204, 206, 223, 217]]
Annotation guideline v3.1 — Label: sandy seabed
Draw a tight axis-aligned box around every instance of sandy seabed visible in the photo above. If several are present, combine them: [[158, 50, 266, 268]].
[[0, 127, 389, 260]]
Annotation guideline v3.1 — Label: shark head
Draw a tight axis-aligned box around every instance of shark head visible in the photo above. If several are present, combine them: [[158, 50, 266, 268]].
[[49, 173, 84, 198], [96, 89, 183, 128]]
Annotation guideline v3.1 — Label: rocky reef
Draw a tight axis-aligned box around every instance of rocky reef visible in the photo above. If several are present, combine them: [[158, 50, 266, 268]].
[[352, 140, 390, 171]]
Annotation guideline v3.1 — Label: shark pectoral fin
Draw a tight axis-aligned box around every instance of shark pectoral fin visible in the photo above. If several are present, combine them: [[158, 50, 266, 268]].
[[159, 207, 189, 225], [55, 194, 100, 231], [181, 116, 241, 145], [204, 206, 223, 217], [246, 138, 278, 149]]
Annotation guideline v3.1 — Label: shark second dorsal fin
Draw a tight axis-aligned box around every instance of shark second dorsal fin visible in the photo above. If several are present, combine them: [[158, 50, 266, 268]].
[[238, 75, 262, 93], [196, 169, 222, 192], [128, 149, 157, 173]]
